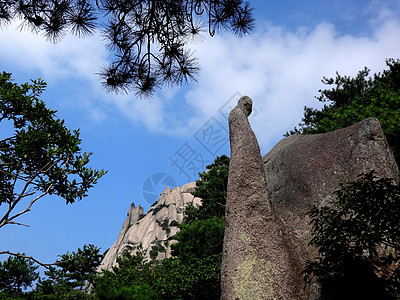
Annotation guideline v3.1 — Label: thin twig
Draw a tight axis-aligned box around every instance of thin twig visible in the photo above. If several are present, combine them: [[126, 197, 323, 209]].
[[5, 221, 29, 227], [0, 137, 14, 143], [0, 159, 67, 228], [0, 251, 56, 269], [3, 185, 53, 227]]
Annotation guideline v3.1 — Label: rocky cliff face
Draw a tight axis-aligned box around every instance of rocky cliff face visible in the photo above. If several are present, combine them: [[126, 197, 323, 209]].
[[263, 117, 399, 265], [222, 96, 305, 300], [98, 182, 201, 272], [261, 117, 399, 299]]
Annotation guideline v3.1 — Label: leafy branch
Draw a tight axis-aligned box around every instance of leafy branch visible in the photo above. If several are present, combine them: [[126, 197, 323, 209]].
[[303, 171, 400, 296], [0, 71, 106, 228]]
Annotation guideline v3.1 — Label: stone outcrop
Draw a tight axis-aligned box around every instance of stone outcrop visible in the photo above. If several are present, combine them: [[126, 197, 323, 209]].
[[221, 96, 306, 300], [221, 94, 399, 300], [98, 182, 201, 272], [262, 117, 399, 299]]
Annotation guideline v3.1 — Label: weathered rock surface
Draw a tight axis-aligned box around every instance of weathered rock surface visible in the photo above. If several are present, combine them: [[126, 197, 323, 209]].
[[221, 96, 399, 300], [221, 96, 306, 300], [262, 117, 399, 299], [98, 182, 201, 272]]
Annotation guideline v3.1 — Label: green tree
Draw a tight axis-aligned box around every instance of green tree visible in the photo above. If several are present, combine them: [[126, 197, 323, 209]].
[[164, 217, 224, 299], [0, 71, 106, 229], [93, 245, 221, 300], [38, 244, 102, 291], [55, 244, 102, 289], [29, 286, 95, 300], [94, 283, 159, 300], [28, 245, 101, 299], [0, 1, 254, 95], [171, 216, 225, 261], [287, 59, 400, 165], [161, 155, 229, 299], [303, 172, 400, 299], [184, 154, 229, 223], [0, 254, 39, 296], [151, 254, 222, 299], [93, 245, 158, 300], [108, 244, 152, 286]]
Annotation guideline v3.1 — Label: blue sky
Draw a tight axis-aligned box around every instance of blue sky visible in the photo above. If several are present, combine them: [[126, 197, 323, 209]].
[[0, 0, 400, 267]]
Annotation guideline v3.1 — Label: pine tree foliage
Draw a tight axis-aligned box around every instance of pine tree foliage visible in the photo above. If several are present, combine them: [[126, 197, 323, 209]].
[[0, 0, 254, 96], [286, 59, 400, 165], [0, 254, 39, 295], [184, 154, 229, 223]]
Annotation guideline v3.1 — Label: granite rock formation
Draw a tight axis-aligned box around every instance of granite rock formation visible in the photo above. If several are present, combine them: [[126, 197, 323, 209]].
[[262, 116, 399, 299], [221, 94, 398, 299], [98, 182, 201, 272], [221, 96, 306, 300]]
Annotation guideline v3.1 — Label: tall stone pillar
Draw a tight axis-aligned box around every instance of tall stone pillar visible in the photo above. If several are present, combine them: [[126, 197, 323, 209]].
[[221, 96, 305, 300]]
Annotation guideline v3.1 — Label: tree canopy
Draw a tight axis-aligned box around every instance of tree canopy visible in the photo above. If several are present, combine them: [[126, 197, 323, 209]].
[[184, 154, 229, 223], [0, 254, 39, 296], [0, 245, 102, 299], [287, 58, 400, 166], [47, 244, 102, 290], [171, 216, 225, 261], [0, 71, 106, 228], [303, 172, 400, 299], [0, 0, 254, 96]]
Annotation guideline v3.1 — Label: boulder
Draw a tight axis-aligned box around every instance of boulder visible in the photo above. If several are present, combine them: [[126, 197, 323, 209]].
[[262, 117, 399, 299]]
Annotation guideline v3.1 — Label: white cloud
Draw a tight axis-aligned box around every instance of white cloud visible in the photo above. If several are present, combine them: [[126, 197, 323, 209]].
[[0, 21, 112, 124], [113, 94, 167, 132], [0, 22, 186, 133], [0, 22, 106, 82], [172, 16, 400, 151], [1, 10, 399, 149]]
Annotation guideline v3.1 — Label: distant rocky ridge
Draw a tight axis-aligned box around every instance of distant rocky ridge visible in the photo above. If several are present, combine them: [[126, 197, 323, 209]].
[[98, 182, 201, 272]]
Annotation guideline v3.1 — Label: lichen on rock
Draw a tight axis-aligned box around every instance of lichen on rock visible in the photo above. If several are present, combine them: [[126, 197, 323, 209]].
[[232, 234, 280, 300]]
